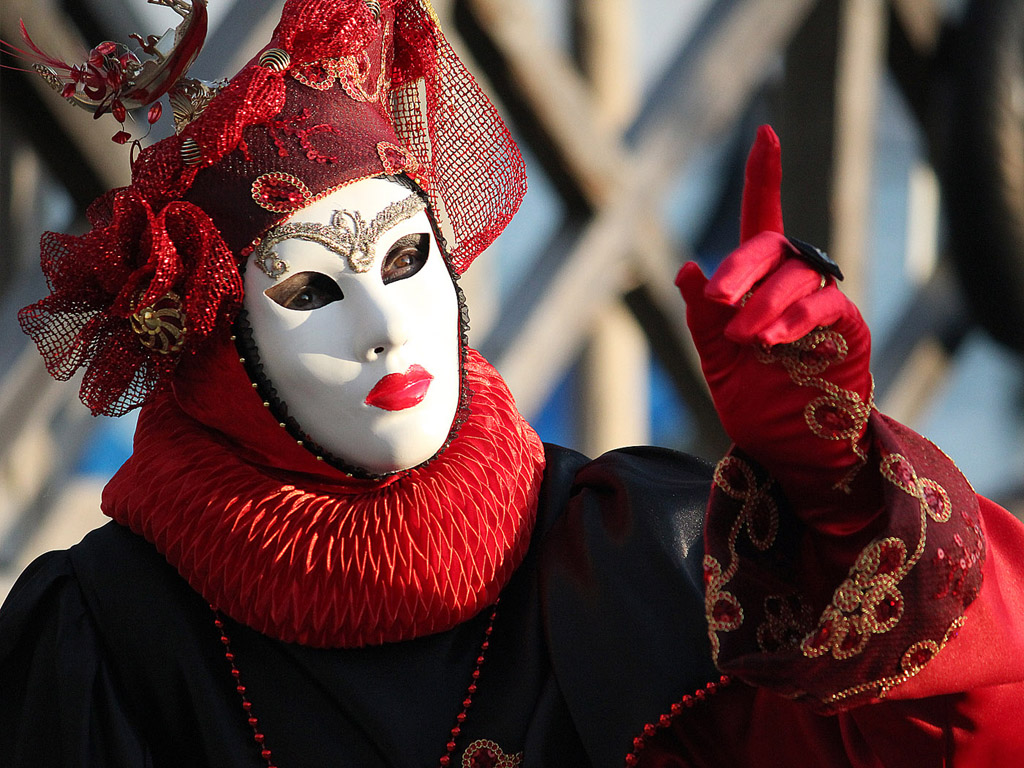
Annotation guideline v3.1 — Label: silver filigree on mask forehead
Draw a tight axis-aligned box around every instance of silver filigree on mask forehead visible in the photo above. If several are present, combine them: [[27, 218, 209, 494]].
[[252, 192, 427, 278]]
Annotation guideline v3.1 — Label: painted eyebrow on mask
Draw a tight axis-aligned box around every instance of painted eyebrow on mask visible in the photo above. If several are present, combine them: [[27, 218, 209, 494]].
[[251, 193, 427, 278]]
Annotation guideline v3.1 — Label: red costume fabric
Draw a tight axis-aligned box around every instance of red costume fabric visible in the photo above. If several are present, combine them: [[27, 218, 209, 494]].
[[627, 428, 1024, 767], [102, 339, 546, 648]]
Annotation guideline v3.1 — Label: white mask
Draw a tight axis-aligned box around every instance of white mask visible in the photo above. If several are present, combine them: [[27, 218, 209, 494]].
[[242, 178, 461, 474]]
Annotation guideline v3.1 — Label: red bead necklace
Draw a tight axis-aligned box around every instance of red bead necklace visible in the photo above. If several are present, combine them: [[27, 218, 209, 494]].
[[212, 600, 501, 768], [624, 674, 733, 766]]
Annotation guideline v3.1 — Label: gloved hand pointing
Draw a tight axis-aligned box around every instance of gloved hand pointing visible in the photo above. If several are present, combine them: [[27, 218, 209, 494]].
[[677, 126, 875, 521]]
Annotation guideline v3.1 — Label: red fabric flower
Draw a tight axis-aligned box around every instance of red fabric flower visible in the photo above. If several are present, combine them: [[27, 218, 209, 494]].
[[18, 188, 242, 416]]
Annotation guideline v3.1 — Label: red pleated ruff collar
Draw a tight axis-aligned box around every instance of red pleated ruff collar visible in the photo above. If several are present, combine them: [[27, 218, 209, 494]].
[[101, 341, 546, 648]]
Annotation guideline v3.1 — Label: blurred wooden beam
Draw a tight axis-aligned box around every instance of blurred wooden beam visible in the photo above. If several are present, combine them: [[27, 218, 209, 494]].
[[871, 264, 970, 398], [889, 0, 941, 55], [832, 0, 887, 307], [876, 337, 950, 425], [627, 221, 732, 458], [467, 0, 815, 422], [781, 0, 886, 308], [459, 0, 627, 209], [884, 0, 943, 137], [573, 0, 639, 132], [574, 0, 650, 456]]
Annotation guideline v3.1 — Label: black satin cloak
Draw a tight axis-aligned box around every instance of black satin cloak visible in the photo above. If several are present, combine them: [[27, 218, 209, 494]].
[[0, 445, 717, 768]]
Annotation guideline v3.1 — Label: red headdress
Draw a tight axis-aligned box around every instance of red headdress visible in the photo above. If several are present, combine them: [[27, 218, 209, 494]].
[[17, 0, 526, 417]]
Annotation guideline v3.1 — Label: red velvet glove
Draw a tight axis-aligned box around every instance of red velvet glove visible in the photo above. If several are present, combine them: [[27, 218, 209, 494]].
[[677, 126, 876, 524]]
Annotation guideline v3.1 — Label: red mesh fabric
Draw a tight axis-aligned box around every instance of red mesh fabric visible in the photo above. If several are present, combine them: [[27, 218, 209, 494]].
[[21, 0, 526, 416], [392, 1, 526, 272], [19, 189, 242, 416], [102, 347, 546, 648]]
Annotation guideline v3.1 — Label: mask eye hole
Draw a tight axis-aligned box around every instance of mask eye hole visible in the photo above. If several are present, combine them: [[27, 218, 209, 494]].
[[382, 233, 429, 285], [264, 271, 344, 311]]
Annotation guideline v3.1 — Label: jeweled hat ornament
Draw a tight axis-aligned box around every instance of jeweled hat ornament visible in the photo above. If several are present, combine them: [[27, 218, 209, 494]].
[[12, 0, 526, 417]]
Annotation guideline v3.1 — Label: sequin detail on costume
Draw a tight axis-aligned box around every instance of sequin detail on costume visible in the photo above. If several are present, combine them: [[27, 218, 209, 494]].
[[378, 141, 420, 176], [251, 192, 426, 275], [251, 172, 313, 214], [266, 109, 345, 165], [703, 456, 779, 662], [801, 535, 909, 661], [825, 615, 966, 705], [292, 53, 386, 104], [801, 452, 978, 663], [702, 415, 985, 711]]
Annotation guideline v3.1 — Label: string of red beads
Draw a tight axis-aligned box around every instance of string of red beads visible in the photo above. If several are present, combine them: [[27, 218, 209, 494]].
[[623, 674, 732, 767], [212, 599, 501, 768], [439, 601, 500, 767], [213, 609, 278, 768]]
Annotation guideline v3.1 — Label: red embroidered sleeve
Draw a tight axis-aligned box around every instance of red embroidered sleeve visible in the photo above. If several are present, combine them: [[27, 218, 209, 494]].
[[703, 413, 984, 712]]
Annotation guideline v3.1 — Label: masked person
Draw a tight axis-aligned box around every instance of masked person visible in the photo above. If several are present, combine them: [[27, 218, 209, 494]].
[[2, 1, 1022, 766]]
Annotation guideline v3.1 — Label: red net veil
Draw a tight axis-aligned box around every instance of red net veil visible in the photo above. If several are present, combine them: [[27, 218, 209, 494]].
[[18, 0, 526, 416], [390, 2, 526, 272]]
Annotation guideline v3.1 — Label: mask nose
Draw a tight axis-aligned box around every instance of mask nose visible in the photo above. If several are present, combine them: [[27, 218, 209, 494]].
[[360, 309, 410, 362]]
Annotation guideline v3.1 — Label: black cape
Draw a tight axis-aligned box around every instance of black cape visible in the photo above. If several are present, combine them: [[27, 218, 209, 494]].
[[0, 445, 718, 768]]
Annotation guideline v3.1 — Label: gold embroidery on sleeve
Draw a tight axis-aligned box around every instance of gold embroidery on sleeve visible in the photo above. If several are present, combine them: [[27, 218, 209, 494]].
[[823, 615, 966, 704], [757, 329, 874, 491], [708, 443, 979, 704], [705, 456, 779, 662]]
